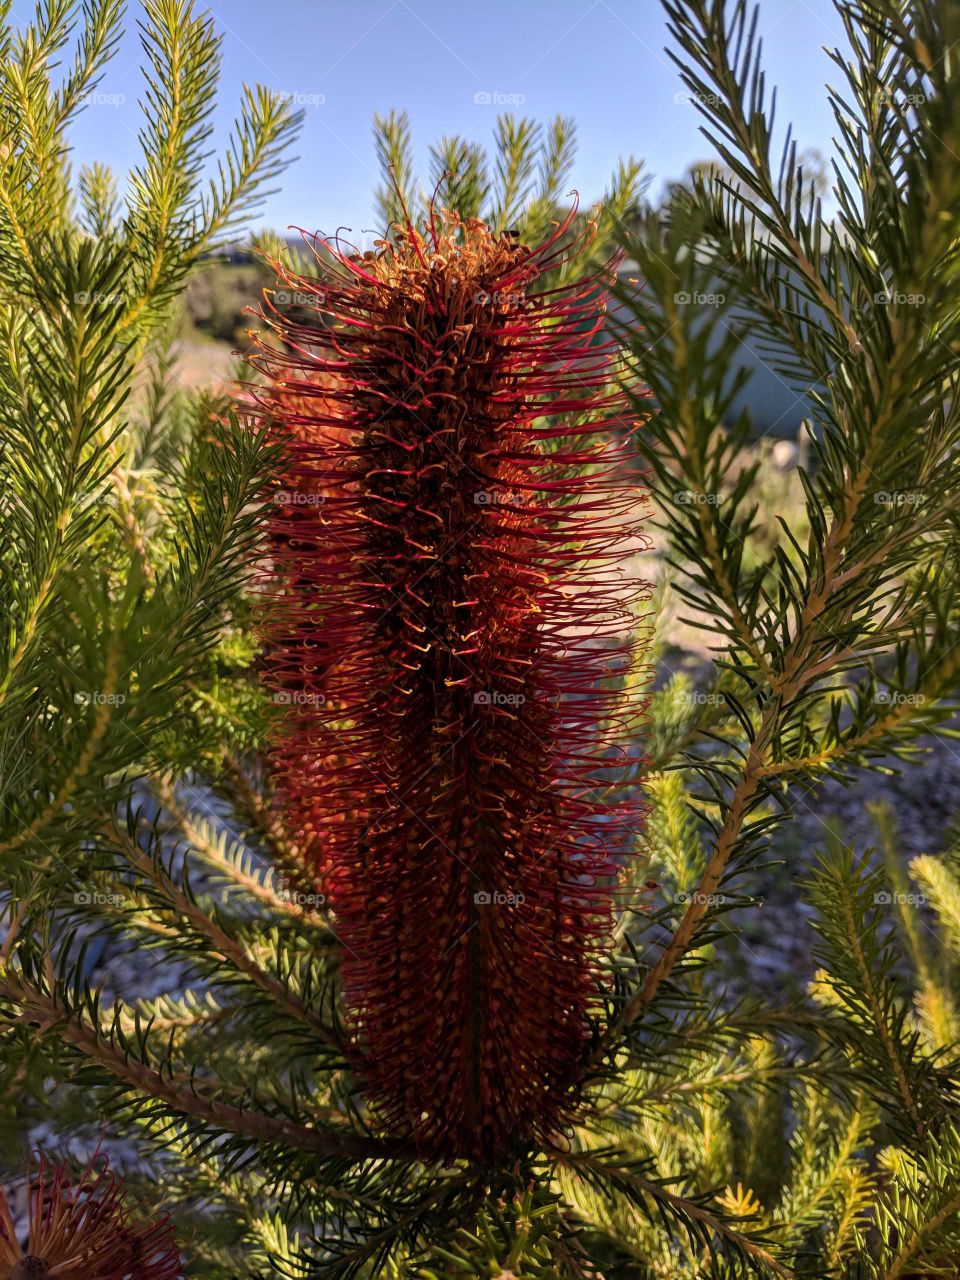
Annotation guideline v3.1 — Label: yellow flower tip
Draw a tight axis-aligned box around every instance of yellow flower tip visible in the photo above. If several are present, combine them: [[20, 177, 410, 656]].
[[717, 1182, 763, 1218]]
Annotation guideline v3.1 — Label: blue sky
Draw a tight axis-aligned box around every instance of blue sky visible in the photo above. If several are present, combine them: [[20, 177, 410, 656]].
[[15, 0, 846, 239]]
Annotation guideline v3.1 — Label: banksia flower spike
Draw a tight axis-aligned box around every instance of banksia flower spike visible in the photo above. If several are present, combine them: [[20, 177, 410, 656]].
[[255, 204, 649, 1163], [0, 1155, 181, 1279]]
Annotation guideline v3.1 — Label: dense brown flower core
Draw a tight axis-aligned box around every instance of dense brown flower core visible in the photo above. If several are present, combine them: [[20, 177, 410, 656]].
[[13, 1259, 49, 1280]]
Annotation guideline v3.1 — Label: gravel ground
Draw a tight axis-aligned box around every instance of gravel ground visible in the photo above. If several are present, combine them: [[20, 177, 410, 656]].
[[718, 726, 960, 996]]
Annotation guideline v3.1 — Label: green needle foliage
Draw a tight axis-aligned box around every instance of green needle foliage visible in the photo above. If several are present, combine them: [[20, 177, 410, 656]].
[[0, 0, 301, 854], [371, 107, 646, 286], [3, 0, 960, 1277]]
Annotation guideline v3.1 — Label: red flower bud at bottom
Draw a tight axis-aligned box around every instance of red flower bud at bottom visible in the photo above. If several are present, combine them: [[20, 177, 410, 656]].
[[0, 1156, 180, 1280]]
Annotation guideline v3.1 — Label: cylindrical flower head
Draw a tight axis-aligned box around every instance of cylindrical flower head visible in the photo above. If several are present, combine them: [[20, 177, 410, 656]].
[[256, 207, 648, 1163], [0, 1156, 181, 1279]]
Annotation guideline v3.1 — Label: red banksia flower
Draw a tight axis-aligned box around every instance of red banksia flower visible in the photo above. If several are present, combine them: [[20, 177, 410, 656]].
[[0, 1156, 181, 1280], [255, 206, 648, 1162]]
